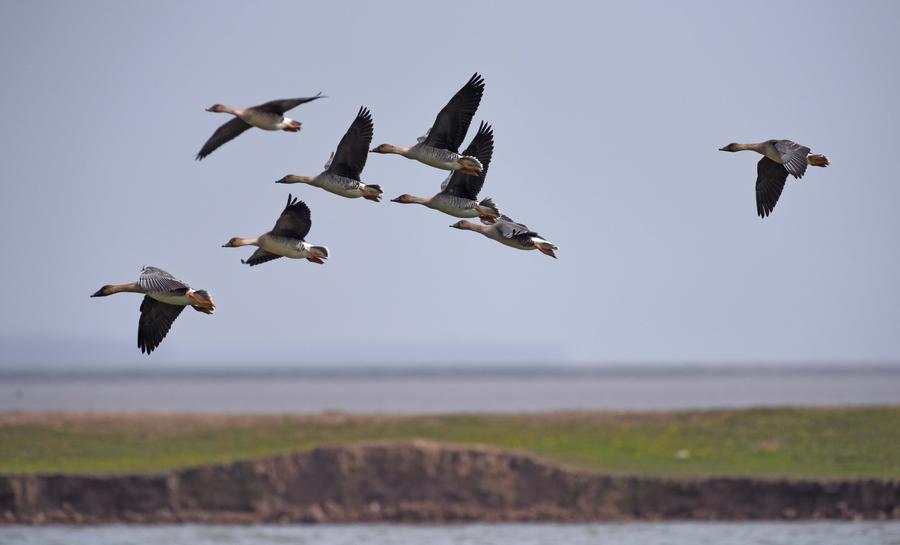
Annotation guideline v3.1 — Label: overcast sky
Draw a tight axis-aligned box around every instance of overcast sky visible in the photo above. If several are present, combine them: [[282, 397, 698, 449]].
[[1, 1, 898, 368]]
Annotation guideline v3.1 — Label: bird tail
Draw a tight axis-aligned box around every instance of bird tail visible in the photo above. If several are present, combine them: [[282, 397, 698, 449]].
[[307, 245, 330, 264], [458, 155, 484, 173], [476, 197, 501, 222], [808, 154, 830, 167], [533, 238, 558, 259], [362, 184, 383, 202], [190, 290, 215, 314]]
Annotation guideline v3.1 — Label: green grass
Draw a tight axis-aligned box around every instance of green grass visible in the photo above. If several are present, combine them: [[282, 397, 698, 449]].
[[1, 407, 898, 479]]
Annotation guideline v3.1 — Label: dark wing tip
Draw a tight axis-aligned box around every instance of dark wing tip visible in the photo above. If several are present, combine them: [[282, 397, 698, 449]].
[[468, 73, 486, 89]]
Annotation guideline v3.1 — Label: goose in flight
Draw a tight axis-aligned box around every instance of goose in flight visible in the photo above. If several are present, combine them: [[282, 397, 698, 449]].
[[222, 194, 329, 266], [370, 73, 485, 174], [90, 266, 215, 354], [276, 107, 383, 202], [196, 93, 325, 160], [391, 121, 499, 222], [451, 215, 558, 258], [719, 139, 830, 217]]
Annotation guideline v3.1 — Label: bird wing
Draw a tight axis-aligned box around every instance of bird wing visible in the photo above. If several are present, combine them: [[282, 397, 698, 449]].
[[138, 267, 189, 294], [252, 93, 325, 115], [496, 216, 535, 239], [327, 106, 374, 181], [242, 248, 283, 267], [421, 73, 485, 153], [195, 117, 252, 160], [270, 194, 312, 239], [756, 157, 790, 218], [441, 121, 494, 199], [774, 140, 811, 179], [137, 296, 186, 354]]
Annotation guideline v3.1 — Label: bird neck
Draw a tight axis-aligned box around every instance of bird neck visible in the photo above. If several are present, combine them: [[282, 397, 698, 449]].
[[281, 175, 316, 184], [232, 237, 259, 247], [108, 282, 143, 294], [408, 195, 431, 206], [460, 221, 487, 234], [388, 144, 412, 156], [733, 142, 766, 154]]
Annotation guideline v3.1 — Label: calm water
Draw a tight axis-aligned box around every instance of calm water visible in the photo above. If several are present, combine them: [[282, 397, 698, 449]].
[[1, 367, 899, 413], [1, 523, 899, 545]]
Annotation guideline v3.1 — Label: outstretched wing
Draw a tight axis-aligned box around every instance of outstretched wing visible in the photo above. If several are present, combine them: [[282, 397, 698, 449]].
[[138, 267, 189, 294], [137, 296, 185, 354], [441, 122, 494, 199], [195, 117, 252, 160], [328, 106, 374, 181], [421, 73, 485, 153], [242, 248, 282, 267], [252, 93, 325, 115], [774, 140, 810, 179], [756, 157, 790, 218], [270, 194, 312, 239]]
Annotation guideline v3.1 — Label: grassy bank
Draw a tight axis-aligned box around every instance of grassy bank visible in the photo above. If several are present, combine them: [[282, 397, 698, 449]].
[[1, 407, 897, 479]]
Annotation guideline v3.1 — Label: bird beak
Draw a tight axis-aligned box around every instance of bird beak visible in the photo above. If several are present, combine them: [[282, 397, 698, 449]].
[[90, 289, 103, 297], [718, 146, 727, 151], [275, 178, 284, 184], [390, 197, 402, 203]]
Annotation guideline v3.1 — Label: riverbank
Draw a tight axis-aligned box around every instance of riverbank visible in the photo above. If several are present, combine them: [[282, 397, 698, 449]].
[[2, 440, 898, 524]]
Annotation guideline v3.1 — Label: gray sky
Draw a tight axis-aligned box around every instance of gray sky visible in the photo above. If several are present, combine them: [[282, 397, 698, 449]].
[[1, 1, 899, 368]]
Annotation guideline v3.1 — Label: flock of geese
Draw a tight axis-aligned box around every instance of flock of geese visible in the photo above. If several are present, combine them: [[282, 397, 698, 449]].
[[91, 73, 830, 354]]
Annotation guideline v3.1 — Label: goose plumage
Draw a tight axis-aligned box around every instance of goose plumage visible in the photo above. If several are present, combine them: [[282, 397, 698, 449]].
[[222, 194, 329, 266], [451, 215, 558, 258], [90, 266, 215, 354], [196, 93, 325, 160], [276, 107, 383, 202], [370, 73, 485, 175], [719, 139, 830, 217]]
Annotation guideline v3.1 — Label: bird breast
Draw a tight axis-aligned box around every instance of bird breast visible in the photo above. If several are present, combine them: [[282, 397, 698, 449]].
[[430, 194, 479, 217], [239, 110, 284, 131], [409, 145, 460, 170], [148, 291, 194, 306], [260, 235, 310, 259]]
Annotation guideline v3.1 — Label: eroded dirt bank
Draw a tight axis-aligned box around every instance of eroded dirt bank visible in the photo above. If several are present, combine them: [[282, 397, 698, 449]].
[[1, 441, 898, 524]]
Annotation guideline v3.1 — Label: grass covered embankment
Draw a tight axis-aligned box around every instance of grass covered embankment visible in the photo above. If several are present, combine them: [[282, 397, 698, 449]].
[[1, 407, 897, 479]]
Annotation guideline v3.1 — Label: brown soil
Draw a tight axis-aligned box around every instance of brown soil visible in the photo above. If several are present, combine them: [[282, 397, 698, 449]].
[[2, 440, 898, 524]]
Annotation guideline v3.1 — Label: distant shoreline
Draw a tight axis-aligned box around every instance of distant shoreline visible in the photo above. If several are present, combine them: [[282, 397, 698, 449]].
[[3, 362, 900, 381], [3, 367, 899, 413]]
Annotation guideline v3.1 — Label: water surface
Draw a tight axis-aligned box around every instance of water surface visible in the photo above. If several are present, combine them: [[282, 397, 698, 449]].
[[2, 522, 899, 545], [2, 367, 898, 413]]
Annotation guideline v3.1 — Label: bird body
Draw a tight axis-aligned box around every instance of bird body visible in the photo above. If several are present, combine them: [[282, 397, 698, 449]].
[[451, 215, 558, 258], [90, 266, 215, 354], [223, 194, 329, 266], [719, 139, 830, 217], [375, 144, 475, 172], [277, 107, 383, 202], [256, 234, 321, 260], [196, 93, 325, 160], [370, 73, 486, 175], [234, 108, 300, 131]]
